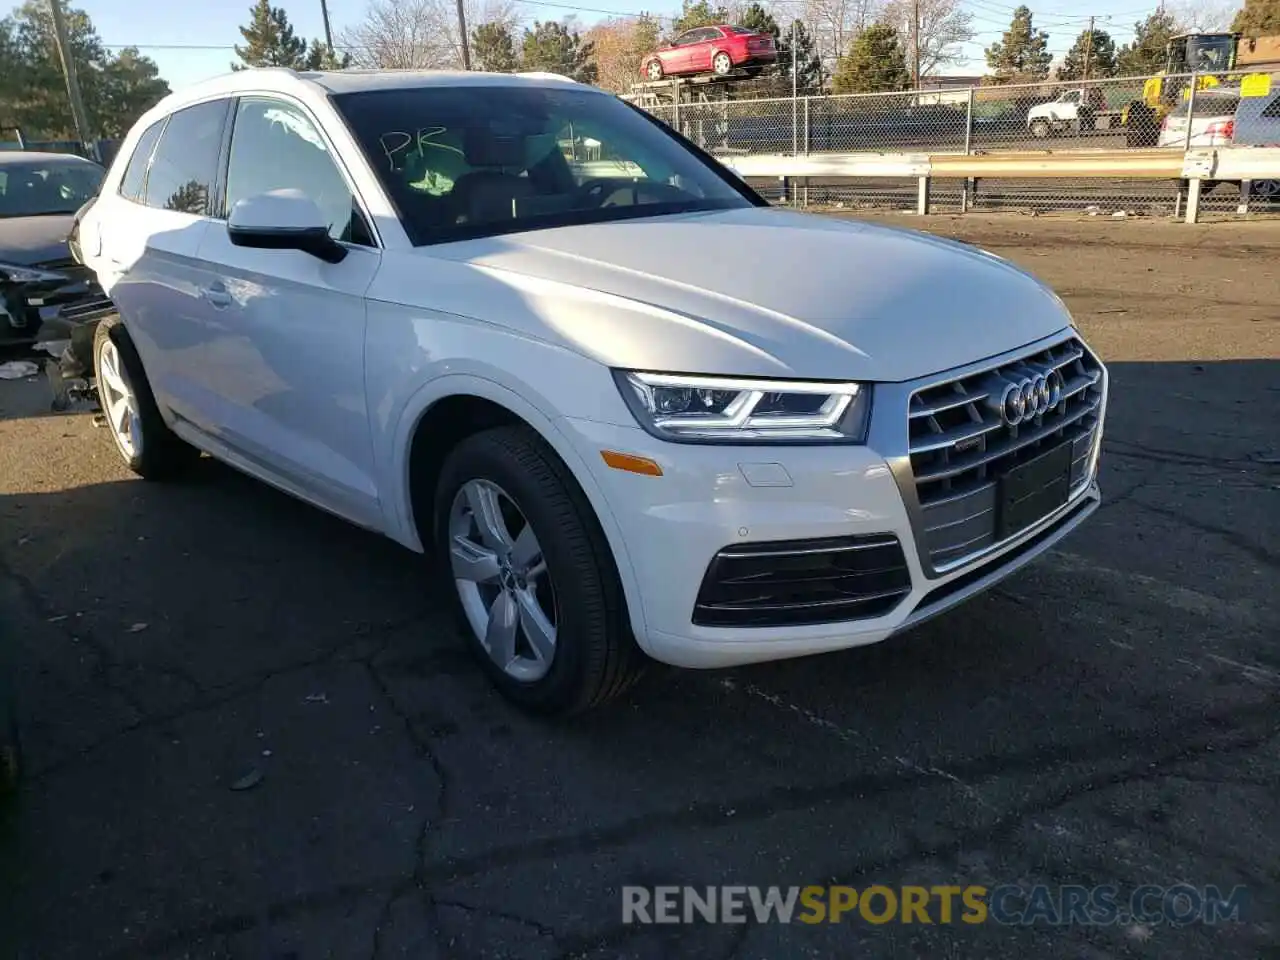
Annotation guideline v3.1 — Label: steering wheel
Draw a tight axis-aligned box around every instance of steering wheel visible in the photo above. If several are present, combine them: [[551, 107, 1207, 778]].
[[572, 177, 620, 208]]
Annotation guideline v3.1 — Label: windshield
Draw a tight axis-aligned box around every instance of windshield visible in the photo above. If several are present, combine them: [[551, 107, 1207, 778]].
[[0, 159, 104, 218], [331, 85, 759, 246], [1185, 36, 1235, 72]]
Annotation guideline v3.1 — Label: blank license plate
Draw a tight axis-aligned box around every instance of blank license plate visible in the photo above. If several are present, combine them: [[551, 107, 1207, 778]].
[[996, 440, 1073, 539]]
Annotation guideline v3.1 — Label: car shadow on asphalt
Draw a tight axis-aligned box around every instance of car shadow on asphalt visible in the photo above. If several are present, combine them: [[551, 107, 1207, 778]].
[[0, 358, 1276, 960]]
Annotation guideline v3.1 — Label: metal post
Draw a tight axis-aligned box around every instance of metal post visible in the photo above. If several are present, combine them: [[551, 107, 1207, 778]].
[[917, 176, 930, 215], [48, 0, 93, 154], [1184, 176, 1202, 223], [803, 96, 810, 155], [1237, 181, 1252, 215], [1183, 72, 1197, 152], [963, 87, 974, 155], [791, 19, 799, 156]]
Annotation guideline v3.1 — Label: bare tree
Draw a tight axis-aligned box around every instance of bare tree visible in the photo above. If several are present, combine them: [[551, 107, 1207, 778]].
[[803, 0, 882, 74], [1165, 0, 1236, 32], [341, 0, 517, 69], [880, 0, 974, 78]]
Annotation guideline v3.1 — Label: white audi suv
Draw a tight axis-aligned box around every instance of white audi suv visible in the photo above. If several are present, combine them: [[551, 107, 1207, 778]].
[[74, 68, 1108, 714]]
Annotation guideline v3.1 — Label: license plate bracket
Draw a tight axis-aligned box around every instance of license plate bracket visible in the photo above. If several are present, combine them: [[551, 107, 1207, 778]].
[[996, 440, 1073, 539]]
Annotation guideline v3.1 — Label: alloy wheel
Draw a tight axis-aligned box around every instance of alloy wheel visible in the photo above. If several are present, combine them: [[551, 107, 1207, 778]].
[[97, 338, 142, 460], [713, 53, 731, 75], [646, 60, 662, 80], [1251, 179, 1280, 201], [449, 479, 558, 683]]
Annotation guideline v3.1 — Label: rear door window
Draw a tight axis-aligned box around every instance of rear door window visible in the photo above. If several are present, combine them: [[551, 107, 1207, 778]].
[[142, 99, 230, 215]]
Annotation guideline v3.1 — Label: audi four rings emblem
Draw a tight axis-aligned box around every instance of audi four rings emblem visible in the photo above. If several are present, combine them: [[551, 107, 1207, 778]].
[[989, 367, 1065, 426]]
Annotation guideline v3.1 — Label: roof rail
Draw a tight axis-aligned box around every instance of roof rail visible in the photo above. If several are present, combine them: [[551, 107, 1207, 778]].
[[515, 71, 577, 83]]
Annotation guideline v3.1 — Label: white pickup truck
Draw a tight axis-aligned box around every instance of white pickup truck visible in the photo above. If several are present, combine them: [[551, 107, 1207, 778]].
[[1027, 88, 1108, 138]]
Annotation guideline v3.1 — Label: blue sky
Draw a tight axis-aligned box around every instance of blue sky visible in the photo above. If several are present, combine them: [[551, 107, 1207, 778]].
[[81, 0, 1192, 90]]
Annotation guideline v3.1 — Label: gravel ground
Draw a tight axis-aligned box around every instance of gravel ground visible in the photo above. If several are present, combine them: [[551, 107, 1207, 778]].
[[1, 213, 1277, 960]]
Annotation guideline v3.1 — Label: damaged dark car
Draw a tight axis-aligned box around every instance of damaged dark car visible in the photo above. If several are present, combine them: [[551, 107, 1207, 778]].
[[0, 151, 114, 406]]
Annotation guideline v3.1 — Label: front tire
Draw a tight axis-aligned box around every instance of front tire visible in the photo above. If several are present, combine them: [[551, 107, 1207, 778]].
[[432, 425, 645, 715], [645, 59, 663, 81], [712, 52, 733, 75], [1029, 119, 1050, 139], [93, 315, 199, 480]]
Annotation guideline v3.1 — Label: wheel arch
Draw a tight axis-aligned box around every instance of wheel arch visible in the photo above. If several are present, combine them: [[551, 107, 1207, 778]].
[[388, 374, 649, 642]]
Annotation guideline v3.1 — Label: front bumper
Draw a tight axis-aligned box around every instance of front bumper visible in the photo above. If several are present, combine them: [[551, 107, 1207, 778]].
[[0, 258, 111, 344], [560, 329, 1107, 669]]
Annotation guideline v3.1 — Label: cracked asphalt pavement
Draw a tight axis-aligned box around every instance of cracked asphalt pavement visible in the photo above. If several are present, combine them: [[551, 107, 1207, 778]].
[[1, 214, 1277, 960]]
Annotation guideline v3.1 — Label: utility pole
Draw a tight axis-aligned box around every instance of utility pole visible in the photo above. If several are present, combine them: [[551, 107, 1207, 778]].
[[48, 0, 94, 158], [319, 0, 334, 55], [455, 0, 471, 69], [911, 0, 921, 90], [1083, 15, 1095, 82]]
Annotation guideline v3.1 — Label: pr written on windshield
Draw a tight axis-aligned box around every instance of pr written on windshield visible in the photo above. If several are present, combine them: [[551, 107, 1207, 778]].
[[378, 126, 459, 170]]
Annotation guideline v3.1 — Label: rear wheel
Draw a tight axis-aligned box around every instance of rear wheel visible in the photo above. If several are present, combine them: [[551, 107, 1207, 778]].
[[712, 52, 732, 75], [93, 315, 199, 480], [1250, 179, 1280, 202], [432, 425, 645, 715], [1126, 102, 1159, 148]]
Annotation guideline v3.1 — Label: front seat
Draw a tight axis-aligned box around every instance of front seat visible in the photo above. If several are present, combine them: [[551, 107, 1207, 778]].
[[450, 170, 536, 224]]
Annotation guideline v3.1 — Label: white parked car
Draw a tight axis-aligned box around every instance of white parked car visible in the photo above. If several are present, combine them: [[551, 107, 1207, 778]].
[[73, 68, 1109, 714]]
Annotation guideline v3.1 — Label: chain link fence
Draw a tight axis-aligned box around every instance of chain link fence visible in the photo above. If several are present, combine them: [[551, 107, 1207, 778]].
[[635, 68, 1280, 217]]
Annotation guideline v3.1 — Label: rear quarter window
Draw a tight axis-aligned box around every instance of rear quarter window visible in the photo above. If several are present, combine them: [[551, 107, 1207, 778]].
[[119, 117, 166, 202]]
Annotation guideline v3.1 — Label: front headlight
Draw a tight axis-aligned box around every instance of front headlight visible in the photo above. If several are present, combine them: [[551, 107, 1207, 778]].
[[612, 370, 871, 444], [0, 262, 67, 285]]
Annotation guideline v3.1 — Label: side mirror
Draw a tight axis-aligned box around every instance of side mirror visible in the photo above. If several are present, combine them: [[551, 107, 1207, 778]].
[[227, 190, 347, 264]]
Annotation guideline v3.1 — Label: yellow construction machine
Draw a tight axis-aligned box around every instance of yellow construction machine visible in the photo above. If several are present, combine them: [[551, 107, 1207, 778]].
[[1126, 32, 1280, 146]]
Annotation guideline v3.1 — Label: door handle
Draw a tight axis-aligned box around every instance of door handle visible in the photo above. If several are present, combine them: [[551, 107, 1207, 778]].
[[201, 283, 232, 308]]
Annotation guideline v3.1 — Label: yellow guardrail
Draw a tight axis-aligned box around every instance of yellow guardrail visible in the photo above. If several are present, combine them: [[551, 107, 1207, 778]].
[[717, 147, 1280, 222], [928, 149, 1185, 179]]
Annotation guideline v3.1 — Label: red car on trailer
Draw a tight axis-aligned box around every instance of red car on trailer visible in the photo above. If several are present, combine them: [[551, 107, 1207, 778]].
[[641, 24, 778, 81]]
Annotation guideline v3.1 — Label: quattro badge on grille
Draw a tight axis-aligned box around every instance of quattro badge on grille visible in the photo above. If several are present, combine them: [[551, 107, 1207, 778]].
[[984, 366, 1065, 426]]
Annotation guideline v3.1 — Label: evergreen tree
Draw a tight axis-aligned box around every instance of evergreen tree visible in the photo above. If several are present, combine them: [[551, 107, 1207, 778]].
[[472, 22, 519, 72], [633, 11, 660, 54], [1232, 0, 1280, 36], [3, 1, 169, 140], [738, 2, 778, 38], [781, 19, 823, 92], [233, 0, 308, 69], [671, 0, 726, 34], [303, 38, 352, 70], [522, 20, 598, 83], [832, 23, 910, 94], [984, 5, 1051, 82], [1115, 10, 1179, 76], [1057, 27, 1116, 80]]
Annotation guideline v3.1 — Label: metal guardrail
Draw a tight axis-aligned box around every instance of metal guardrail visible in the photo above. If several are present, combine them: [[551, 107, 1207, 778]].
[[719, 147, 1280, 222]]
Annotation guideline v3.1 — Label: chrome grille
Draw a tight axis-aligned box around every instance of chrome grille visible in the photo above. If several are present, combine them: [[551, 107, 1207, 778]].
[[907, 337, 1103, 570]]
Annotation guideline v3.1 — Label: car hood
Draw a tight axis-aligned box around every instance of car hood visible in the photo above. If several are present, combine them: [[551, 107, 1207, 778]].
[[0, 215, 75, 266], [434, 207, 1074, 382]]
